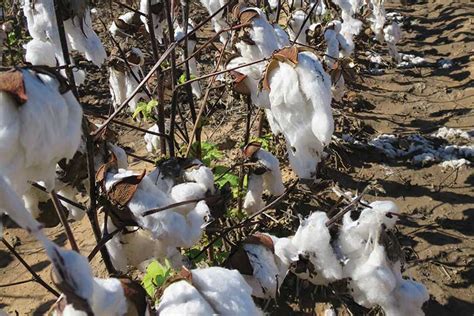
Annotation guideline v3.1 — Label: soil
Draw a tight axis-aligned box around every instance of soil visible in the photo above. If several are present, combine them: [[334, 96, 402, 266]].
[[0, 0, 473, 315]]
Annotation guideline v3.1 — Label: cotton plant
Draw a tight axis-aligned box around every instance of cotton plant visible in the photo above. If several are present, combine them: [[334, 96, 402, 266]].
[[23, 0, 106, 67], [242, 142, 285, 215], [337, 201, 429, 316], [0, 176, 147, 316], [100, 164, 213, 271], [156, 267, 263, 315]]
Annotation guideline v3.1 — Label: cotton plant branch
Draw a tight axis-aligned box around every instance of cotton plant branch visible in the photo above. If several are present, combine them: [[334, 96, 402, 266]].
[[1, 238, 60, 297], [50, 190, 80, 253]]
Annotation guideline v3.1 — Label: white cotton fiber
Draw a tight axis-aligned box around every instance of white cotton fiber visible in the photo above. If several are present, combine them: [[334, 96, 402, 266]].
[[24, 38, 57, 66], [243, 173, 264, 215], [191, 267, 262, 315], [293, 212, 343, 284]]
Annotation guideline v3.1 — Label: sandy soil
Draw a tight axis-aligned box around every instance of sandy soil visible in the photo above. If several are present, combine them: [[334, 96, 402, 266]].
[[0, 0, 472, 315]]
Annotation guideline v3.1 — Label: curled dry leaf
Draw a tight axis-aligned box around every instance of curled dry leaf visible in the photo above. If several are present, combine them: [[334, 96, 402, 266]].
[[242, 141, 262, 159], [119, 277, 149, 316], [107, 169, 146, 207], [0, 70, 28, 105], [244, 233, 275, 253], [230, 70, 251, 95]]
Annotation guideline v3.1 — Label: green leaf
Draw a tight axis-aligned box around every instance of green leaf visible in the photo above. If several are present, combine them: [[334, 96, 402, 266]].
[[142, 260, 172, 298], [133, 99, 158, 120], [7, 32, 17, 45]]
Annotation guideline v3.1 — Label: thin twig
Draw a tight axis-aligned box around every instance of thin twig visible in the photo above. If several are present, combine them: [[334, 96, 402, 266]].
[[1, 238, 60, 297], [50, 190, 80, 253]]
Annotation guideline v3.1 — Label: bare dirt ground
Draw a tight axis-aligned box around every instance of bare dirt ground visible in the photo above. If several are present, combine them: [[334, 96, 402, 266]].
[[1, 0, 473, 315]]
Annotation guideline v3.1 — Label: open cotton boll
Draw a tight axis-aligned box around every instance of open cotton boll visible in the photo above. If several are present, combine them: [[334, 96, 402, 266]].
[[109, 12, 140, 39], [273, 24, 290, 48], [384, 22, 402, 63], [199, 0, 229, 44], [88, 278, 127, 316], [226, 56, 271, 109], [340, 12, 362, 56], [243, 242, 281, 298], [243, 173, 265, 215], [174, 22, 202, 98], [24, 38, 57, 66], [386, 278, 429, 316], [348, 243, 398, 308], [267, 51, 332, 179], [0, 69, 83, 195], [105, 218, 168, 272], [145, 124, 163, 154], [288, 10, 309, 45], [64, 11, 106, 66], [292, 212, 344, 284], [157, 280, 216, 315], [146, 166, 175, 195], [369, 0, 386, 43], [183, 165, 216, 194], [109, 48, 147, 113], [255, 149, 285, 196], [170, 182, 208, 214], [191, 267, 263, 315], [140, 0, 165, 44], [0, 176, 43, 234], [235, 8, 279, 61]]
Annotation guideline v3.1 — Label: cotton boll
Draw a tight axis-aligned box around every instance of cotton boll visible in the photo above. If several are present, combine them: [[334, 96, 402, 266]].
[[183, 165, 216, 194], [146, 166, 175, 195], [288, 10, 309, 45], [368, 0, 386, 43], [386, 278, 429, 316], [170, 182, 208, 214], [191, 267, 262, 315], [255, 149, 285, 196], [243, 173, 264, 215], [292, 212, 344, 284], [145, 124, 162, 154], [235, 8, 279, 60], [109, 48, 147, 113], [243, 243, 281, 298], [104, 217, 172, 273], [0, 69, 82, 196], [64, 10, 107, 66], [199, 0, 229, 44], [348, 244, 398, 308], [24, 38, 57, 66], [89, 278, 127, 316], [273, 24, 290, 48], [384, 22, 401, 63], [174, 21, 202, 98], [267, 51, 332, 179], [0, 176, 43, 234], [140, 0, 165, 44], [157, 280, 215, 314], [226, 56, 271, 109], [296, 52, 333, 146], [340, 12, 362, 56]]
